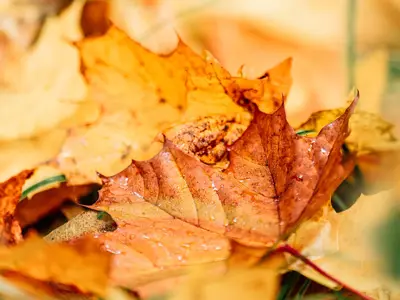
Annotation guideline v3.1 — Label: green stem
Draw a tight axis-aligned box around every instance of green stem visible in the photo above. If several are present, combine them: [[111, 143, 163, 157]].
[[20, 174, 67, 200], [296, 129, 316, 136]]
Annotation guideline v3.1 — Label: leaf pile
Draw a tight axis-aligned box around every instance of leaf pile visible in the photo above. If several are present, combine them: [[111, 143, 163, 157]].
[[0, 1, 400, 300]]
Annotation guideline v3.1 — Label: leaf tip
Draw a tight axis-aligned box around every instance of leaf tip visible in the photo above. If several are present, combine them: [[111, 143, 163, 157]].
[[96, 172, 109, 184]]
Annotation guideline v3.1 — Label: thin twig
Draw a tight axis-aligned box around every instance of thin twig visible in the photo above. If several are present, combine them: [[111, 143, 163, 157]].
[[273, 244, 374, 300]]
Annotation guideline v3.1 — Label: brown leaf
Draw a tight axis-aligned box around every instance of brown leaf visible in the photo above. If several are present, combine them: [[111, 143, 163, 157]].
[[96, 97, 356, 248], [0, 235, 111, 297], [0, 170, 33, 245], [60, 96, 356, 293]]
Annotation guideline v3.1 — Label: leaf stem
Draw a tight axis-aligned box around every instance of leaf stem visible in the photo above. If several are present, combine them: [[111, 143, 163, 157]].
[[273, 245, 374, 300], [20, 174, 67, 200]]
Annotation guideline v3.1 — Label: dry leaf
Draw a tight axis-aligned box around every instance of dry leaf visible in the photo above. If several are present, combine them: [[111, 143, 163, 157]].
[[289, 191, 400, 299], [54, 25, 291, 185], [0, 1, 87, 141], [0, 273, 58, 300], [0, 235, 111, 297], [47, 97, 353, 294], [0, 273, 139, 300], [0, 0, 100, 182], [0, 170, 33, 245], [0, 130, 67, 183], [94, 98, 356, 247]]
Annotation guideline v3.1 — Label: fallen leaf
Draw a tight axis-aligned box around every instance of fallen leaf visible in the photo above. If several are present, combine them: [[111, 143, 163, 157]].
[[0, 0, 100, 182], [48, 97, 354, 293], [0, 234, 111, 297], [0, 1, 87, 141], [0, 273, 139, 300], [0, 170, 33, 245], [0, 273, 59, 300], [45, 210, 116, 243], [95, 97, 356, 247], [288, 191, 400, 299], [55, 25, 291, 184], [0, 130, 67, 183]]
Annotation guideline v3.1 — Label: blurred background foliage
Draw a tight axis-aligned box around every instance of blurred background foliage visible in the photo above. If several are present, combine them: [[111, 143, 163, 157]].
[[1, 0, 400, 298], [2, 0, 400, 127]]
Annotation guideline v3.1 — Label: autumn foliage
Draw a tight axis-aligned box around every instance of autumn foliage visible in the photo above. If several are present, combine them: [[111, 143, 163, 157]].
[[0, 1, 399, 300]]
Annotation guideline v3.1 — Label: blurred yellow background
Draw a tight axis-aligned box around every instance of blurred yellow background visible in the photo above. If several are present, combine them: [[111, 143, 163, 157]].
[[1, 0, 400, 126], [0, 0, 399, 181], [167, 0, 400, 128]]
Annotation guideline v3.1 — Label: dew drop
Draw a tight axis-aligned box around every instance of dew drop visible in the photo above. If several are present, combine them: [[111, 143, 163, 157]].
[[119, 176, 129, 187], [211, 181, 218, 192], [108, 248, 121, 255], [293, 174, 303, 182], [176, 254, 183, 262], [181, 243, 191, 249]]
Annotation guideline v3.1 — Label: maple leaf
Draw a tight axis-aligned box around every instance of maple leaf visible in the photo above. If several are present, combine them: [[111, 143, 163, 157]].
[[0, 170, 33, 245], [94, 97, 357, 247], [55, 25, 291, 185], [0, 3, 291, 186], [47, 96, 351, 295]]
